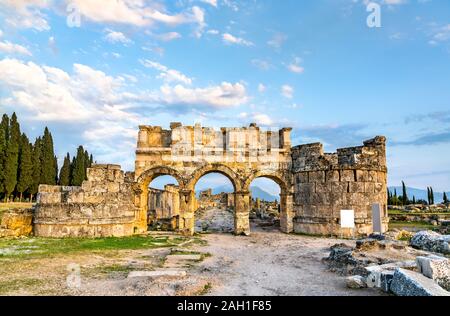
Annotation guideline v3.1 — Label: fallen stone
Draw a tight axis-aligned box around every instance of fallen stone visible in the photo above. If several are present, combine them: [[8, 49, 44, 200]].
[[365, 261, 416, 290], [346, 275, 367, 289], [390, 268, 450, 296], [416, 255, 450, 291], [127, 270, 187, 278], [410, 231, 450, 255]]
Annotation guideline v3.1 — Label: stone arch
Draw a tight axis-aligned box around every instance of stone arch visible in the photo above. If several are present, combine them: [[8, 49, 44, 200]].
[[243, 171, 290, 195], [137, 166, 185, 189], [186, 163, 242, 192]]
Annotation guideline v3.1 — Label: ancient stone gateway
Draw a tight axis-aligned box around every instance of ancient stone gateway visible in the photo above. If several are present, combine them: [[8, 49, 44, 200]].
[[34, 123, 388, 238]]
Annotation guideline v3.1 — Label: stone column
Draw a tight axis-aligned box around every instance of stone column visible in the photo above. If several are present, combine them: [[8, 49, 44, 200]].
[[280, 193, 294, 233], [179, 189, 196, 236], [234, 191, 251, 236]]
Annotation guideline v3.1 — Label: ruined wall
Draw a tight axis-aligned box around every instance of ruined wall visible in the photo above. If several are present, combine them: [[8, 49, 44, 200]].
[[34, 164, 140, 238], [148, 185, 180, 222], [292, 136, 388, 236], [0, 209, 33, 237]]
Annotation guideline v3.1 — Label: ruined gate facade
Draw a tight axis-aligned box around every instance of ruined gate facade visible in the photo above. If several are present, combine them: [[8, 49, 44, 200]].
[[34, 123, 388, 238]]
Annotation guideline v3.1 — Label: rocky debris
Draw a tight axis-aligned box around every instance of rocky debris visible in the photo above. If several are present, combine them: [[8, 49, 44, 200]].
[[416, 255, 450, 291], [410, 231, 450, 255], [385, 229, 414, 241], [127, 270, 187, 278], [346, 275, 367, 289], [355, 238, 406, 251], [0, 209, 33, 238], [365, 261, 416, 291], [390, 268, 450, 296]]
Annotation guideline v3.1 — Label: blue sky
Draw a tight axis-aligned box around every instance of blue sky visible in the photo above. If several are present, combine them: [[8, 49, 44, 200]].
[[0, 0, 449, 194]]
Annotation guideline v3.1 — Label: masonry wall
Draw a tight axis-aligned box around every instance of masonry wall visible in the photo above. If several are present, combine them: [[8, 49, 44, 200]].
[[34, 164, 140, 238], [148, 185, 180, 223], [292, 136, 388, 237]]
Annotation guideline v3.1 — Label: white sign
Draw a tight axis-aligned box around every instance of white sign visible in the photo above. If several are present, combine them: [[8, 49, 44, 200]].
[[340, 210, 355, 228]]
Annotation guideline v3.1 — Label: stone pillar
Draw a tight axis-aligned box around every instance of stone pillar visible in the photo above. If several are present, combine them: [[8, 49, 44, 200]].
[[280, 193, 294, 233], [234, 191, 250, 236], [179, 189, 196, 236]]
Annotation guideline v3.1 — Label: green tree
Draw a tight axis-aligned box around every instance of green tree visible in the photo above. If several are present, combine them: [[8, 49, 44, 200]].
[[59, 153, 71, 186], [40, 127, 57, 185], [72, 146, 86, 186], [401, 181, 408, 205], [430, 187, 435, 205], [443, 192, 448, 204], [17, 134, 33, 202], [0, 115, 8, 199], [29, 137, 42, 202], [4, 113, 20, 202]]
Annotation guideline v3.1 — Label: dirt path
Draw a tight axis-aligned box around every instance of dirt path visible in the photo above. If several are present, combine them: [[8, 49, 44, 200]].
[[191, 224, 382, 296]]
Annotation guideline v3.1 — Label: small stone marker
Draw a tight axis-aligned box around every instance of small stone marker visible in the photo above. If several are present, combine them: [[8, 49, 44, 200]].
[[372, 203, 383, 233], [127, 270, 187, 278]]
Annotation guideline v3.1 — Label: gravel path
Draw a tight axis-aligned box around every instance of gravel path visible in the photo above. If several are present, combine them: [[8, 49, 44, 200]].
[[192, 224, 383, 296]]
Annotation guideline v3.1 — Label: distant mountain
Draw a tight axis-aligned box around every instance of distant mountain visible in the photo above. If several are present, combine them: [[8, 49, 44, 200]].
[[388, 186, 449, 203], [197, 184, 278, 202]]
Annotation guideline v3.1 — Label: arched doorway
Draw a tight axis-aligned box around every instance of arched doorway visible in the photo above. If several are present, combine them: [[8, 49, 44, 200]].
[[136, 166, 184, 233], [249, 177, 282, 231], [194, 173, 235, 234]]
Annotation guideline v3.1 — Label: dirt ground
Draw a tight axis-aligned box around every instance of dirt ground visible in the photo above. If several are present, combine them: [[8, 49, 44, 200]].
[[0, 218, 385, 296]]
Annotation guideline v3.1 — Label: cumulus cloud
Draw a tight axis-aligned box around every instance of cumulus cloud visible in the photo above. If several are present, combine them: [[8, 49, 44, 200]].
[[201, 0, 218, 7], [267, 32, 287, 50], [281, 85, 294, 99], [0, 0, 51, 31], [238, 112, 273, 126], [141, 60, 193, 85], [154, 32, 182, 42], [287, 57, 304, 74], [104, 29, 132, 44], [222, 33, 253, 46], [0, 41, 32, 56]]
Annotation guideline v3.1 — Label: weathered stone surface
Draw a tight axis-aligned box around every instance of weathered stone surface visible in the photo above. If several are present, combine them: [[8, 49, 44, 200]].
[[410, 231, 450, 255], [0, 209, 33, 237], [365, 261, 416, 290], [346, 275, 367, 289], [416, 255, 450, 291], [127, 270, 187, 278], [390, 268, 450, 296]]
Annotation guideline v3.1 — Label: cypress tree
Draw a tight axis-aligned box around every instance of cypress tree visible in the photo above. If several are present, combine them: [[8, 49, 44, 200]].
[[444, 192, 448, 204], [40, 127, 56, 185], [0, 115, 7, 199], [401, 181, 408, 205], [430, 187, 435, 205], [4, 113, 20, 202], [29, 137, 42, 202], [412, 196, 416, 205], [72, 146, 86, 186], [59, 153, 71, 186], [17, 134, 33, 202], [89, 154, 93, 166], [84, 150, 90, 179]]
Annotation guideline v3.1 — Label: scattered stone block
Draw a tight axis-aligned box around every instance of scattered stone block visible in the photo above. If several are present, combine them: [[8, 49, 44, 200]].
[[410, 231, 450, 255], [365, 261, 416, 290], [390, 268, 450, 296], [416, 255, 450, 291], [127, 270, 187, 278], [346, 275, 367, 289]]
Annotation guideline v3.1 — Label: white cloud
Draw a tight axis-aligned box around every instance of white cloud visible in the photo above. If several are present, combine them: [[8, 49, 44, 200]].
[[0, 41, 32, 56], [281, 85, 294, 99], [207, 29, 220, 35], [287, 57, 304, 74], [104, 29, 132, 44], [267, 32, 287, 49], [0, 0, 51, 31], [154, 32, 182, 42], [201, 0, 218, 7], [238, 112, 273, 126], [0, 30, 3, 37], [222, 33, 253, 46], [141, 60, 193, 85], [158, 82, 248, 109], [258, 83, 266, 93]]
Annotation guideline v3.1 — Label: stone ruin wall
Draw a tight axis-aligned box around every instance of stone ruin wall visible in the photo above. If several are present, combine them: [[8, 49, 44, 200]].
[[292, 136, 388, 236], [33, 164, 140, 237], [147, 185, 181, 230]]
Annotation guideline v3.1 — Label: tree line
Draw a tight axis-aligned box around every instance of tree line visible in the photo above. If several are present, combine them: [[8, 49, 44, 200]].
[[387, 181, 449, 206], [0, 112, 94, 202]]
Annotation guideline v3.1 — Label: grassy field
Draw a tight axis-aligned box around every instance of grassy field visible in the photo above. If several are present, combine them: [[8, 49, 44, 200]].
[[388, 209, 450, 216], [0, 235, 192, 260], [389, 220, 436, 231]]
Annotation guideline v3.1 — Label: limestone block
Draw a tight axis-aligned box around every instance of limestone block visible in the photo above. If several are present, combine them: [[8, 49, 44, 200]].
[[356, 170, 369, 182], [374, 182, 384, 193], [365, 261, 416, 289], [87, 167, 106, 182], [326, 170, 340, 182], [390, 268, 450, 296], [309, 171, 325, 183], [340, 170, 355, 182], [67, 192, 85, 203], [38, 185, 62, 193], [377, 171, 386, 183], [364, 182, 375, 194], [296, 172, 309, 184], [299, 183, 315, 194], [38, 192, 62, 204], [416, 255, 450, 291], [346, 275, 367, 289], [368, 170, 378, 182], [107, 182, 120, 193], [349, 182, 365, 193], [315, 182, 330, 194]]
